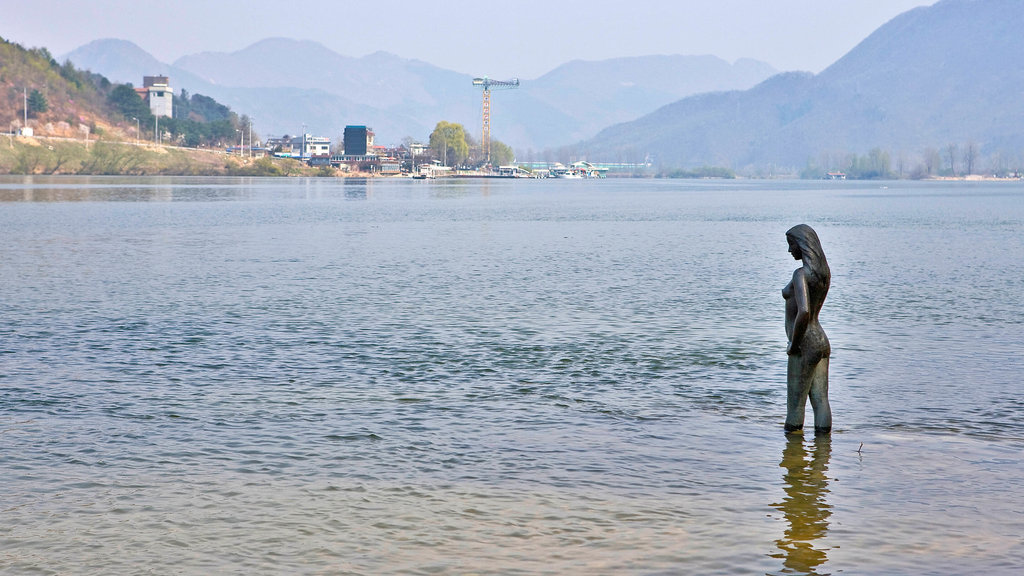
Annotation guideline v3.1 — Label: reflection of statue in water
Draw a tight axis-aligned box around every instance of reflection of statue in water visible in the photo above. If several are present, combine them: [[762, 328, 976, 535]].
[[771, 434, 833, 575], [782, 224, 831, 434]]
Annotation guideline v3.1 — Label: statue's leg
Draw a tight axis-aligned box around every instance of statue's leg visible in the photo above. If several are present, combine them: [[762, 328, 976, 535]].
[[785, 354, 809, 432], [808, 358, 831, 434]]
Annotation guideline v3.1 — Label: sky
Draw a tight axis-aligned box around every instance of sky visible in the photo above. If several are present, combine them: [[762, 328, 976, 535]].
[[6, 0, 936, 79]]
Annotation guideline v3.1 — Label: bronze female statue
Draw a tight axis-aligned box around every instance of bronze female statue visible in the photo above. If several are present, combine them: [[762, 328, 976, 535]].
[[782, 224, 831, 434]]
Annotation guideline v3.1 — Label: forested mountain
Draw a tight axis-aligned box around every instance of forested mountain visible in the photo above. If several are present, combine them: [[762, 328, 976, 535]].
[[1, 36, 272, 175], [2, 35, 249, 147], [1, 37, 114, 137], [581, 0, 1024, 175], [65, 39, 776, 149]]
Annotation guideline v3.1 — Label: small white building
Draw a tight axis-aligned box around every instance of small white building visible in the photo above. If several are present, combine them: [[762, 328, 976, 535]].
[[407, 142, 430, 157], [300, 135, 331, 159], [141, 76, 173, 118], [267, 134, 331, 160]]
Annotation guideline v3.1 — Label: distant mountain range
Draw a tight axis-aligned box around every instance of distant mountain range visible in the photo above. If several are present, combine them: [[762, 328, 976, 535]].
[[581, 0, 1024, 171], [63, 39, 776, 151], [65, 0, 1020, 173]]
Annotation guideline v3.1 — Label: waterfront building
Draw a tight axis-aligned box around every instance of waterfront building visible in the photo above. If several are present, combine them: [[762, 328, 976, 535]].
[[379, 159, 401, 174], [264, 135, 293, 156], [406, 142, 430, 157], [300, 134, 331, 160], [266, 134, 331, 160], [343, 125, 374, 156]]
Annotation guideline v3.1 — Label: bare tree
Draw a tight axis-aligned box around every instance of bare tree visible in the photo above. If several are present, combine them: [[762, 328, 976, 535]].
[[923, 147, 941, 176], [945, 143, 958, 176], [962, 141, 978, 176]]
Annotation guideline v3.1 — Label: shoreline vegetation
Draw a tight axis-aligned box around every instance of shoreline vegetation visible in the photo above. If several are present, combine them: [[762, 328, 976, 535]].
[[3, 135, 1024, 181], [0, 134, 343, 177]]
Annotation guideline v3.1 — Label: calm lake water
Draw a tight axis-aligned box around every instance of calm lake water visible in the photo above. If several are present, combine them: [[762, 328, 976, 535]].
[[2, 175, 1022, 575]]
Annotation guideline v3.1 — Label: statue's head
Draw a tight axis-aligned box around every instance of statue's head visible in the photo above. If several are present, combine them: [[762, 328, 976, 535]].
[[786, 224, 830, 286]]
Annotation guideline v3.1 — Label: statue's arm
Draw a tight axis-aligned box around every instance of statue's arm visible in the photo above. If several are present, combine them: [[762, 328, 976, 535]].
[[787, 269, 809, 355]]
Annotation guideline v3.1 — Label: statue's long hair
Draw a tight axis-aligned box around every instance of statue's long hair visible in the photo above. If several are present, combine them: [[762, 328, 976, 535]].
[[786, 224, 830, 297]]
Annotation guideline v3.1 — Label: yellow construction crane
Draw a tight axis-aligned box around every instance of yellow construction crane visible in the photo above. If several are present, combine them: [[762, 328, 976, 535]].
[[472, 76, 519, 163]]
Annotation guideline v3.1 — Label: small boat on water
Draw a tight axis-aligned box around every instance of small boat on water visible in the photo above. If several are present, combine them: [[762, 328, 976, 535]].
[[550, 165, 584, 179], [548, 161, 606, 179]]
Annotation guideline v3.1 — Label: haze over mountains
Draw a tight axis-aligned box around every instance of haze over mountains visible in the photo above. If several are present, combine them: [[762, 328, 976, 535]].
[[61, 0, 1020, 173], [63, 39, 776, 152], [583, 0, 1024, 171]]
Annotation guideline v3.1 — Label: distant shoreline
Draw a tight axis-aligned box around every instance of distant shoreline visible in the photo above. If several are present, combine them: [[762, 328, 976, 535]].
[[4, 133, 1024, 181], [927, 174, 1024, 182], [0, 134, 345, 178]]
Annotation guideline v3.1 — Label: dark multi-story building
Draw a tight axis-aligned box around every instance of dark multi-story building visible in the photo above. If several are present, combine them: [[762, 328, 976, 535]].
[[343, 125, 374, 156]]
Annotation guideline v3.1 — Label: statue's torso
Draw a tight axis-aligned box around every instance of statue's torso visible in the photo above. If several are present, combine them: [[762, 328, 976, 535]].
[[784, 269, 831, 360]]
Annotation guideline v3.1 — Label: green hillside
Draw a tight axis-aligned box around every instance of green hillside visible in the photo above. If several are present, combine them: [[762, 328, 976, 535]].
[[1, 37, 116, 138], [0, 37, 322, 176]]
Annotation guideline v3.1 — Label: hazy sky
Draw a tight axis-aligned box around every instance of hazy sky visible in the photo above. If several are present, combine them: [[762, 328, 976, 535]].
[[8, 0, 935, 78]]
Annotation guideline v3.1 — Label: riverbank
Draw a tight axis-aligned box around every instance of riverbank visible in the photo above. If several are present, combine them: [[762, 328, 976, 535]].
[[0, 134, 339, 177], [5, 134, 1022, 181]]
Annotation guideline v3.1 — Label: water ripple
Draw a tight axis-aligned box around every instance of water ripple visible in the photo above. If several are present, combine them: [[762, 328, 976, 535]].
[[2, 177, 1023, 574]]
